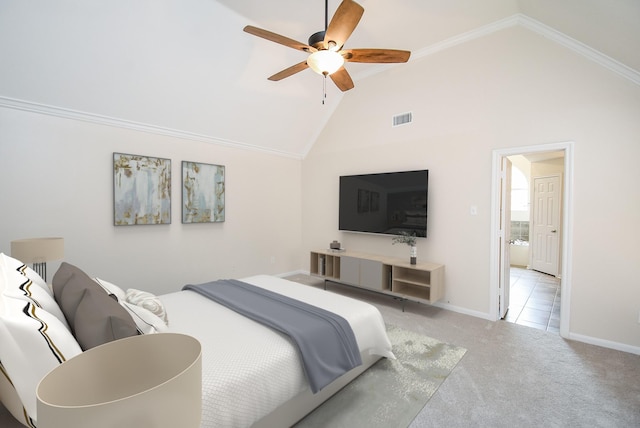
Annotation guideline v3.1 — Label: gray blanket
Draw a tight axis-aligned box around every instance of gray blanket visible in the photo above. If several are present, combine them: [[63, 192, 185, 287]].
[[183, 279, 362, 393]]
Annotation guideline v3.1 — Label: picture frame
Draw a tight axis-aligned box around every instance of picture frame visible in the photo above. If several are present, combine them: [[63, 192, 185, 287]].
[[113, 153, 171, 226], [182, 161, 225, 223]]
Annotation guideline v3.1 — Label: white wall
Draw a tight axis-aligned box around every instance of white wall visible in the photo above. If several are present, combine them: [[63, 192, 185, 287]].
[[1, 21, 639, 353], [0, 108, 302, 295], [0, 0, 342, 157], [302, 26, 640, 350]]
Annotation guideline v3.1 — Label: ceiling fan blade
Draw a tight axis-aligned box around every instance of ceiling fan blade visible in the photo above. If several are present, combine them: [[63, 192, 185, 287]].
[[324, 0, 364, 50], [244, 25, 316, 52], [268, 61, 310, 81], [330, 67, 354, 92], [342, 48, 411, 63]]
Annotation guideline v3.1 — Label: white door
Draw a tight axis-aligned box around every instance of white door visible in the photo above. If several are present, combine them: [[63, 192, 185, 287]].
[[498, 157, 512, 319], [531, 175, 561, 276]]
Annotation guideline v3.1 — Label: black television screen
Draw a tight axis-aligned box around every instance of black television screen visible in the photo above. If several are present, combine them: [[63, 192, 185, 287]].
[[339, 170, 428, 237]]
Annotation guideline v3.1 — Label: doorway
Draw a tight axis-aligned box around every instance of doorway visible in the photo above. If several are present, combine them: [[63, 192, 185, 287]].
[[490, 142, 574, 338], [504, 266, 562, 332]]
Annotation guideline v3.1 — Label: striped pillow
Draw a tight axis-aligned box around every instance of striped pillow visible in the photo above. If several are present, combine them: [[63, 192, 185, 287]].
[[0, 253, 70, 329], [0, 267, 82, 425], [0, 253, 51, 296]]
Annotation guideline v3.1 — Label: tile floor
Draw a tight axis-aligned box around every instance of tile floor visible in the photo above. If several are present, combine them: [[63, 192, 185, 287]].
[[503, 266, 561, 333]]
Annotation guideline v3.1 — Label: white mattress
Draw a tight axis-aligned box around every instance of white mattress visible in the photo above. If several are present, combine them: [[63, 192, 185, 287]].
[[159, 275, 394, 428]]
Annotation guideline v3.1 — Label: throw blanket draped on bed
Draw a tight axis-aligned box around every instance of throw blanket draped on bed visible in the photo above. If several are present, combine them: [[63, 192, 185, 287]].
[[183, 279, 362, 393]]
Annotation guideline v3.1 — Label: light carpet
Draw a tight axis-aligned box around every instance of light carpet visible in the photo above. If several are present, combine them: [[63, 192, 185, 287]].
[[294, 324, 467, 428]]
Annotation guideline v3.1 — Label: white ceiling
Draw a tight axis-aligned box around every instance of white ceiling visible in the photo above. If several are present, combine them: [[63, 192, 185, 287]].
[[1, 0, 639, 157]]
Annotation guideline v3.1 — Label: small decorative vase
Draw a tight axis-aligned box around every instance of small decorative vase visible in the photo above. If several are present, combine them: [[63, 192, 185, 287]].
[[410, 245, 417, 265]]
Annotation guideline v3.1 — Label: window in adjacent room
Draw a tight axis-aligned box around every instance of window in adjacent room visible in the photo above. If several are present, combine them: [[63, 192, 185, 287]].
[[510, 166, 530, 242]]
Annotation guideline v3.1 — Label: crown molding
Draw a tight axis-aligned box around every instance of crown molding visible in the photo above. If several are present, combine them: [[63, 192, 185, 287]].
[[355, 14, 640, 87], [0, 96, 303, 160], [2, 13, 638, 158], [412, 14, 521, 61], [352, 15, 521, 81], [516, 14, 640, 86]]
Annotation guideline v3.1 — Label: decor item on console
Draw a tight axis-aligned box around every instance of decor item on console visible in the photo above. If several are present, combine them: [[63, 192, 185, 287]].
[[113, 153, 171, 226], [182, 161, 225, 224], [392, 231, 418, 265], [10, 237, 64, 282]]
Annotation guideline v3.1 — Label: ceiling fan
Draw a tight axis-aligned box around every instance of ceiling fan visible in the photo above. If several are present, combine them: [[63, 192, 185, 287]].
[[243, 0, 411, 92]]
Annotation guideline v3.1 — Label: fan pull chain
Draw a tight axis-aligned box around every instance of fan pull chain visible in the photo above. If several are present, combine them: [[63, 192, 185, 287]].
[[322, 74, 327, 104]]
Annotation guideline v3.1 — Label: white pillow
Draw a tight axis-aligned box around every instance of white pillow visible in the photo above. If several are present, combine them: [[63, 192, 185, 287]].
[[94, 279, 168, 333], [126, 288, 169, 324], [93, 277, 126, 301], [121, 301, 169, 334], [0, 253, 70, 329], [0, 280, 82, 423]]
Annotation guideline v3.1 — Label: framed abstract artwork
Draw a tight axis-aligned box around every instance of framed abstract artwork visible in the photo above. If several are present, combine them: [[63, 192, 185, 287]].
[[182, 161, 225, 223], [113, 153, 171, 225]]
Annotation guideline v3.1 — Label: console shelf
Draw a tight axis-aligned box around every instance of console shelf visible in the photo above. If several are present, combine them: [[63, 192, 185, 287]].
[[310, 250, 444, 306]]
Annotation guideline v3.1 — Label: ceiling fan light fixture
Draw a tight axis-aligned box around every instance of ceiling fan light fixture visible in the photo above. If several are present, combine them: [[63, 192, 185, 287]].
[[243, 0, 409, 92], [307, 50, 344, 76]]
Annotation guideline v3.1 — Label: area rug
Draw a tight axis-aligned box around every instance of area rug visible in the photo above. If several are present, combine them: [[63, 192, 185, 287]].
[[294, 324, 467, 428]]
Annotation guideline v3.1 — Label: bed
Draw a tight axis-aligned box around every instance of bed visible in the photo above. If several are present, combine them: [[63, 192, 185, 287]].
[[0, 254, 394, 427]]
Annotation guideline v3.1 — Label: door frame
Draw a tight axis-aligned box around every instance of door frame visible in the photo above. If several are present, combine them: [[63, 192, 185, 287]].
[[489, 141, 574, 338], [498, 157, 512, 319]]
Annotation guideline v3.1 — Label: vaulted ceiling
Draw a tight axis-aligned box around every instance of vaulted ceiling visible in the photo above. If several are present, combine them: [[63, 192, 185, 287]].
[[1, 0, 638, 158]]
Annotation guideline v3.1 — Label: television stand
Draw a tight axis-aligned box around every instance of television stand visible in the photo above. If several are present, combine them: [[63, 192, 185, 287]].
[[322, 278, 412, 311], [310, 250, 444, 309]]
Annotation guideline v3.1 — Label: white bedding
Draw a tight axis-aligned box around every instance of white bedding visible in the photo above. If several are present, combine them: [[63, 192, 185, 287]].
[[159, 275, 394, 428]]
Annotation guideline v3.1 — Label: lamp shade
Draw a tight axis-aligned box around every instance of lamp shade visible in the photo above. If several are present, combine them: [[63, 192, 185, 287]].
[[11, 237, 64, 263], [307, 50, 345, 75], [37, 333, 202, 428]]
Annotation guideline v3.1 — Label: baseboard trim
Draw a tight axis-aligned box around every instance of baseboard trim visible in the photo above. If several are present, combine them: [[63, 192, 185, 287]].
[[436, 303, 640, 355], [568, 332, 640, 356], [431, 303, 640, 355], [289, 270, 639, 355], [432, 301, 494, 321]]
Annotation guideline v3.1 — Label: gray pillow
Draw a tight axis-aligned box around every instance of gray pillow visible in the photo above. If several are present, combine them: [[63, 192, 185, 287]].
[[52, 262, 139, 350]]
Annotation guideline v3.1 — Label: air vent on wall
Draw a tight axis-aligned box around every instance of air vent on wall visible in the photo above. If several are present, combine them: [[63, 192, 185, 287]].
[[392, 112, 413, 127]]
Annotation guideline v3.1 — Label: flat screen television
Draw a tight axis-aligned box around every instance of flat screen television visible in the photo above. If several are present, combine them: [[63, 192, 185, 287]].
[[339, 170, 428, 237]]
